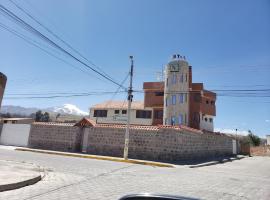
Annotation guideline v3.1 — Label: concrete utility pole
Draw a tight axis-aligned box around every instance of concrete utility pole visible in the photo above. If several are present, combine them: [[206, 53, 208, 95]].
[[123, 56, 134, 160]]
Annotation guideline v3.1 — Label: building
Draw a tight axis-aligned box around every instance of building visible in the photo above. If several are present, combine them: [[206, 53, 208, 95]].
[[89, 54, 216, 131], [89, 101, 153, 125], [0, 72, 7, 108], [267, 135, 270, 146], [0, 118, 34, 124]]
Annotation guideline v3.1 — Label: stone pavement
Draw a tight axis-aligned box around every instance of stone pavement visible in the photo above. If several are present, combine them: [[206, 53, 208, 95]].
[[0, 159, 42, 192], [0, 147, 269, 200]]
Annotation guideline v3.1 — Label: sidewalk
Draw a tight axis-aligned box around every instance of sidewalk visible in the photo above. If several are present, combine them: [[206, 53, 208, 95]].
[[0, 160, 43, 192]]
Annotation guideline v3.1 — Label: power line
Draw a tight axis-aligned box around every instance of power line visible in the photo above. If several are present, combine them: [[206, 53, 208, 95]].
[[0, 4, 125, 89], [0, 22, 108, 83], [8, 0, 116, 83]]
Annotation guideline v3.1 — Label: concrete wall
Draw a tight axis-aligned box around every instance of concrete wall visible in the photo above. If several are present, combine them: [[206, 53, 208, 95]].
[[85, 126, 233, 162], [28, 123, 82, 152], [0, 72, 7, 108], [267, 135, 270, 146], [0, 124, 31, 147]]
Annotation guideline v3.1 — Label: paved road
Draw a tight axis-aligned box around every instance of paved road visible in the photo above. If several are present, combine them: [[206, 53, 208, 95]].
[[0, 147, 269, 200]]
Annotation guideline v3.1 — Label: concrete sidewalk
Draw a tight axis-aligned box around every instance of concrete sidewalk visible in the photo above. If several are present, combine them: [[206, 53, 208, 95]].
[[0, 160, 43, 192]]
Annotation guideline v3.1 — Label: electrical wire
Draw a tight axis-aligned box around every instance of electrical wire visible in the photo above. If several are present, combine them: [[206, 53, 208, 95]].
[[0, 4, 125, 89]]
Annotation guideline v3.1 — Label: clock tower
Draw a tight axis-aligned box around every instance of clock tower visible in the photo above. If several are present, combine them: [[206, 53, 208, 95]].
[[163, 54, 190, 126]]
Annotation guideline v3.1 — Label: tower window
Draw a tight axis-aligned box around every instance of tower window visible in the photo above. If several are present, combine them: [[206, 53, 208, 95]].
[[172, 95, 176, 105], [114, 110, 119, 114], [122, 110, 127, 114], [206, 100, 209, 104], [179, 93, 184, 103], [172, 74, 177, 84], [205, 117, 208, 122], [180, 74, 184, 83], [209, 118, 213, 123]]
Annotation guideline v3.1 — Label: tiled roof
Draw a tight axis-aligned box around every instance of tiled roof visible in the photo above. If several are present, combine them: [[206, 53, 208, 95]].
[[74, 118, 96, 127], [91, 100, 145, 110]]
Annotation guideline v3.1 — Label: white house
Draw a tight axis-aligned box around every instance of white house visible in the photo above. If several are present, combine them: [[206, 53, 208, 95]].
[[89, 101, 153, 125]]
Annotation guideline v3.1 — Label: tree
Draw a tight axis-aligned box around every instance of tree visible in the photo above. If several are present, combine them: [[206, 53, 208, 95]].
[[35, 110, 43, 122], [42, 112, 50, 122], [247, 130, 261, 146], [35, 110, 50, 122]]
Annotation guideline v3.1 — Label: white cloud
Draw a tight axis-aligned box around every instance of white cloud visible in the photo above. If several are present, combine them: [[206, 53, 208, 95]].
[[265, 119, 270, 123], [214, 128, 249, 136]]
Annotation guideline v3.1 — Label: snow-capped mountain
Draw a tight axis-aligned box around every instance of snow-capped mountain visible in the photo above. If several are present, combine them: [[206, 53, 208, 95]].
[[47, 104, 88, 116], [0, 104, 88, 116]]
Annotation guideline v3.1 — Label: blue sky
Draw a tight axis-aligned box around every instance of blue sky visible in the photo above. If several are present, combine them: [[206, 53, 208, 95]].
[[0, 0, 269, 136]]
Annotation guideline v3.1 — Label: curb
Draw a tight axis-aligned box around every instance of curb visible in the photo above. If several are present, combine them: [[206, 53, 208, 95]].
[[189, 156, 247, 168], [0, 175, 41, 192], [15, 148, 174, 168]]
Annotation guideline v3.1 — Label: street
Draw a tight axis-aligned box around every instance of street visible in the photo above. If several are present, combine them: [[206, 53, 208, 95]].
[[0, 147, 270, 200]]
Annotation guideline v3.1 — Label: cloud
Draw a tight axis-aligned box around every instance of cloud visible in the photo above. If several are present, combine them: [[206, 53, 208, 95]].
[[266, 119, 270, 123], [214, 128, 249, 136]]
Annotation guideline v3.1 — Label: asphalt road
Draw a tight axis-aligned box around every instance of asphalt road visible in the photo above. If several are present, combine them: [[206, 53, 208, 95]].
[[0, 147, 270, 200]]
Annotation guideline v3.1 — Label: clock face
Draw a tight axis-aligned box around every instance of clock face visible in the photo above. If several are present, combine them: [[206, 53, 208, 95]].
[[169, 63, 179, 72]]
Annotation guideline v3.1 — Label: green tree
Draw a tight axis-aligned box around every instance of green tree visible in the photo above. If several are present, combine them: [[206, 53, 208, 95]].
[[42, 112, 50, 122], [248, 130, 261, 146], [35, 110, 43, 122]]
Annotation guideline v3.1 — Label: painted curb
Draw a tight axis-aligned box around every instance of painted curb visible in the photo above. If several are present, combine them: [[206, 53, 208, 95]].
[[15, 148, 174, 168]]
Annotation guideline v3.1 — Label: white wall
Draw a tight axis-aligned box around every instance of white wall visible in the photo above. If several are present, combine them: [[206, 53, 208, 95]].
[[200, 114, 214, 132], [267, 135, 270, 146], [90, 108, 153, 125], [0, 124, 31, 147]]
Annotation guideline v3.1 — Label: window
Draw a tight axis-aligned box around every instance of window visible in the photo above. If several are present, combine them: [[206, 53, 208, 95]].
[[205, 117, 208, 122], [166, 97, 170, 106], [185, 73, 188, 82], [211, 101, 215, 105], [166, 78, 169, 86], [178, 114, 183, 125], [206, 100, 209, 104], [179, 93, 184, 103], [136, 110, 152, 119], [114, 110, 119, 114], [122, 110, 127, 114], [180, 74, 184, 83], [209, 118, 213, 123], [171, 116, 176, 125], [93, 110, 107, 117], [154, 110, 163, 119], [172, 74, 177, 84], [172, 95, 176, 105], [155, 91, 164, 96]]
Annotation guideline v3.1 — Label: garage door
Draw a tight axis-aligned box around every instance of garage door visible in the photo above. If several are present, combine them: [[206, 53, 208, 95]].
[[0, 124, 31, 147]]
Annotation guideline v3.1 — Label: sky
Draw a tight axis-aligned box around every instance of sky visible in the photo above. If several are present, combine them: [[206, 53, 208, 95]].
[[0, 0, 269, 136]]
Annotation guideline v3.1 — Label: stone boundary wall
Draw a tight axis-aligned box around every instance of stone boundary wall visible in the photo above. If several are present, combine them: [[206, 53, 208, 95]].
[[28, 123, 82, 152], [85, 126, 233, 161]]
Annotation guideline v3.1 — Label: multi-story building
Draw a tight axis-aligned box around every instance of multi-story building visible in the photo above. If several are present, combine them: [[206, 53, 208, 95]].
[[89, 54, 216, 131], [0, 72, 7, 109]]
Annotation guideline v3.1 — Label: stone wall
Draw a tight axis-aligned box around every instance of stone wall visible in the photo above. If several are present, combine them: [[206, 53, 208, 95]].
[[85, 126, 233, 161], [28, 123, 233, 161], [28, 123, 82, 152]]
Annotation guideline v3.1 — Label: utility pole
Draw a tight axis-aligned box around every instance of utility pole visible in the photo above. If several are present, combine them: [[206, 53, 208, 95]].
[[235, 128, 238, 154], [123, 56, 134, 160]]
